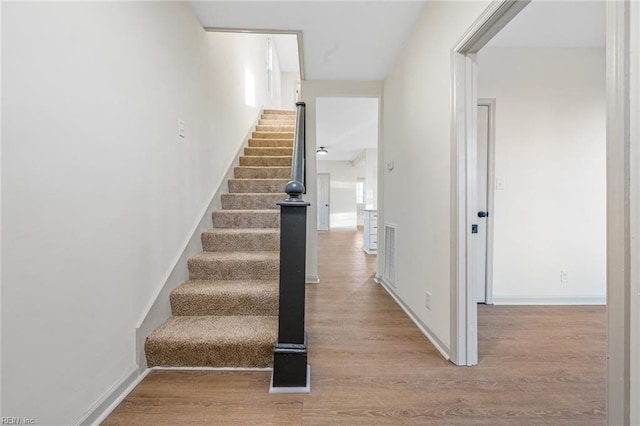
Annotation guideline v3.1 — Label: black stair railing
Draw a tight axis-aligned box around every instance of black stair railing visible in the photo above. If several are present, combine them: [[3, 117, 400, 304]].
[[271, 102, 310, 391]]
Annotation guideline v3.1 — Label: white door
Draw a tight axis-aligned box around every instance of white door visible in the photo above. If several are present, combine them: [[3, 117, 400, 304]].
[[317, 173, 330, 231], [474, 105, 490, 303]]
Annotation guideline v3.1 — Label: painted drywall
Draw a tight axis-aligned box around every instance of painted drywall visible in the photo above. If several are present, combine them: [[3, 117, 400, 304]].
[[352, 148, 377, 211], [381, 1, 492, 351], [316, 161, 359, 230], [266, 36, 283, 110], [2, 3, 278, 424], [280, 72, 300, 110], [301, 80, 383, 283], [477, 47, 606, 302], [364, 149, 378, 209]]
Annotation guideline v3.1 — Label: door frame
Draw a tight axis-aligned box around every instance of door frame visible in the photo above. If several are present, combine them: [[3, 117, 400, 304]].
[[450, 0, 634, 423], [477, 99, 496, 305], [317, 172, 330, 231]]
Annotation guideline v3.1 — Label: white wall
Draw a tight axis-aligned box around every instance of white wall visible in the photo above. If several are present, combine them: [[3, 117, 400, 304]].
[[265, 36, 283, 110], [478, 47, 606, 303], [317, 161, 359, 230], [364, 149, 378, 209], [2, 3, 276, 424], [381, 1, 491, 353], [301, 80, 383, 283], [281, 72, 300, 110]]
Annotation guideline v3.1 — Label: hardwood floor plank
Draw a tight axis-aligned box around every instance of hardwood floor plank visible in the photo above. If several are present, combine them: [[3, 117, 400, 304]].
[[102, 230, 605, 425]]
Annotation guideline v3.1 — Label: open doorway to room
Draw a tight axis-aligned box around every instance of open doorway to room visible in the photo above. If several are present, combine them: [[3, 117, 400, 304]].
[[471, 0, 607, 360], [314, 97, 379, 254], [452, 0, 612, 417]]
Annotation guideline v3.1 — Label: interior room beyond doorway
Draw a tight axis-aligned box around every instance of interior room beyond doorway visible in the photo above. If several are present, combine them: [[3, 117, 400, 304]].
[[315, 97, 379, 243]]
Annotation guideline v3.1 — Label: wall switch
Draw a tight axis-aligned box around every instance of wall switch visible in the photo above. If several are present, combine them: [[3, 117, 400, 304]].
[[560, 269, 569, 283], [386, 160, 394, 171], [495, 177, 505, 190], [178, 119, 185, 138], [425, 291, 432, 310]]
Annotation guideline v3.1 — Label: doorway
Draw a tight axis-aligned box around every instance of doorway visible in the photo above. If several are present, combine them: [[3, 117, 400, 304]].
[[452, 0, 632, 423]]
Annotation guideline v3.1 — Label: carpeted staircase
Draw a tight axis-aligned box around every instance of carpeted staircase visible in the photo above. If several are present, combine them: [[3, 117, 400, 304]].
[[145, 109, 295, 368]]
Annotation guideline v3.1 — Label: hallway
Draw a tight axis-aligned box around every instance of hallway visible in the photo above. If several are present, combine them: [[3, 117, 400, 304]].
[[104, 231, 605, 425]]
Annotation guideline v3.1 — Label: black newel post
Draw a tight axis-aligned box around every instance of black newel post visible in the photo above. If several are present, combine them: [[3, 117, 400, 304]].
[[271, 102, 309, 390]]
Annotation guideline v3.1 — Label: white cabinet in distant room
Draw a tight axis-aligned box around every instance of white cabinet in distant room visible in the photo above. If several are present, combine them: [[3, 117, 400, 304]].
[[362, 209, 378, 254]]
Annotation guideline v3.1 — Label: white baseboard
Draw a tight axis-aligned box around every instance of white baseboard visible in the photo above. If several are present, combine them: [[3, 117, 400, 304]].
[[76, 368, 144, 426], [491, 296, 606, 305], [377, 278, 450, 360], [306, 275, 320, 284], [151, 366, 272, 372]]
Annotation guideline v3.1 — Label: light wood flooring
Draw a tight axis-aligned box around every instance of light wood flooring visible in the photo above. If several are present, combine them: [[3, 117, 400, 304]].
[[103, 230, 606, 425]]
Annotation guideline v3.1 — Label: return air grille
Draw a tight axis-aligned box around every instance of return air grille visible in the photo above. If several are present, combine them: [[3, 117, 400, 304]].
[[383, 224, 397, 287]]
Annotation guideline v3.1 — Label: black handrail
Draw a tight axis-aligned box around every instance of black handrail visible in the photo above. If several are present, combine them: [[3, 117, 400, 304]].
[[285, 102, 306, 201], [271, 102, 310, 391]]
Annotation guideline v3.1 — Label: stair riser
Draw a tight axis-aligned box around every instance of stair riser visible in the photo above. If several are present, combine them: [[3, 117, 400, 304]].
[[212, 211, 280, 228], [263, 110, 295, 116], [228, 179, 287, 193], [202, 232, 279, 252], [244, 147, 293, 157], [221, 194, 284, 210], [240, 156, 291, 167], [234, 167, 291, 179], [259, 119, 295, 126], [188, 258, 279, 280], [170, 292, 278, 316], [145, 340, 274, 368], [252, 131, 294, 140], [248, 139, 293, 148], [256, 125, 295, 132]]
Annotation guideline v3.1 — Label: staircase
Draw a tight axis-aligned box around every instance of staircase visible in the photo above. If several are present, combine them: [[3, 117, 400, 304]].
[[145, 109, 295, 368]]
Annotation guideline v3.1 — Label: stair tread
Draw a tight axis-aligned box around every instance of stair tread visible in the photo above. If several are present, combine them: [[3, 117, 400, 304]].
[[173, 279, 278, 295], [229, 178, 288, 182], [235, 166, 291, 169], [203, 228, 279, 235], [191, 251, 279, 261], [146, 315, 277, 347], [170, 280, 278, 316], [241, 156, 291, 159], [222, 192, 287, 196]]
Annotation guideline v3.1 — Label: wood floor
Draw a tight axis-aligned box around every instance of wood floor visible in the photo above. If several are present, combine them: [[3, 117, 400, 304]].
[[103, 230, 606, 425]]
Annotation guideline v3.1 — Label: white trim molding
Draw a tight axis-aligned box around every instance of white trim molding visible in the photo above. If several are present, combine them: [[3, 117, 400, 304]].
[[79, 368, 144, 426], [629, 2, 640, 424], [606, 1, 632, 424], [450, 0, 531, 367], [378, 279, 450, 361], [492, 296, 606, 306]]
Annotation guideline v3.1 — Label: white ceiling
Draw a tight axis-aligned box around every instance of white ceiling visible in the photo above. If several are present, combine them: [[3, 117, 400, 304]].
[[487, 0, 605, 48], [316, 97, 379, 161], [189, 1, 428, 80]]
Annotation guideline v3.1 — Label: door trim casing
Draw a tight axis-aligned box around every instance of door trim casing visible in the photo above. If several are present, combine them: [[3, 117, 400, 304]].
[[451, 0, 634, 424], [450, 0, 530, 368]]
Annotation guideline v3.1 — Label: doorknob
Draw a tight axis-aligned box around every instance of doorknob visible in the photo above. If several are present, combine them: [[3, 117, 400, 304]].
[[477, 211, 488, 218]]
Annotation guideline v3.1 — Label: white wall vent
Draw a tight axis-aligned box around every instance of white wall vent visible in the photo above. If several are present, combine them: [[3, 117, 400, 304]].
[[383, 224, 397, 287]]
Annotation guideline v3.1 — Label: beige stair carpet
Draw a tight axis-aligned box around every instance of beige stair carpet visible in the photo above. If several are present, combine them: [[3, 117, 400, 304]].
[[145, 109, 295, 368]]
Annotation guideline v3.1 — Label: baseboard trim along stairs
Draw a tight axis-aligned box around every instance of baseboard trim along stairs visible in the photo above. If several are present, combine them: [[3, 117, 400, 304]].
[[144, 109, 295, 369]]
